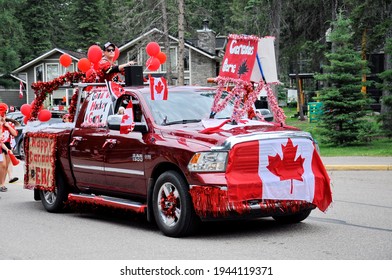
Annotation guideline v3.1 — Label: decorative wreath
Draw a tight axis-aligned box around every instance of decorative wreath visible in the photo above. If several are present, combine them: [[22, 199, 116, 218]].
[[30, 71, 85, 121], [211, 33, 287, 126]]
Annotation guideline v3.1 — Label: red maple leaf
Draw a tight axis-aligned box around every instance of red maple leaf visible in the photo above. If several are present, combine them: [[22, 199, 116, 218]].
[[267, 138, 305, 194], [155, 81, 163, 93], [121, 114, 130, 123]]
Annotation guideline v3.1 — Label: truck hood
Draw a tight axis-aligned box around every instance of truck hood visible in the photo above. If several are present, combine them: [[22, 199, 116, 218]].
[[159, 119, 310, 150]]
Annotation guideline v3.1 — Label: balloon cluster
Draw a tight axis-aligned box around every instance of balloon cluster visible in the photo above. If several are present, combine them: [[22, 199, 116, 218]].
[[20, 101, 51, 124], [145, 42, 167, 71], [59, 45, 120, 78]]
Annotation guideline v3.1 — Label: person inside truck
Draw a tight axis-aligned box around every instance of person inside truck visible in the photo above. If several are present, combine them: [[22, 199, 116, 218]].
[[117, 106, 125, 115], [98, 42, 136, 82], [0, 103, 18, 192]]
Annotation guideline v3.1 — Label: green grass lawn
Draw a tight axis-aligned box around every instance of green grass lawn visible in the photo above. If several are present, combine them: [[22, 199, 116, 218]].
[[283, 107, 392, 157]]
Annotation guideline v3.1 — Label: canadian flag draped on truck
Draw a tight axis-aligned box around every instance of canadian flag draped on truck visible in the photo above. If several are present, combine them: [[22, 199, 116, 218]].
[[225, 138, 331, 212]]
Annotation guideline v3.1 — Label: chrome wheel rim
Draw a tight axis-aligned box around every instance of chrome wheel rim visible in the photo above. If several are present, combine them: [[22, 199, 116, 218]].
[[157, 182, 181, 227], [43, 188, 57, 205]]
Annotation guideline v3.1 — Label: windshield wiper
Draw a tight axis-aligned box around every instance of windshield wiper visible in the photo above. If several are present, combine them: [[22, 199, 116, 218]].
[[162, 119, 201, 126]]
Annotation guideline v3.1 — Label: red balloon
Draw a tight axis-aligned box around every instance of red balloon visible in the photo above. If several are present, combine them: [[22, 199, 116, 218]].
[[78, 58, 91, 73], [146, 57, 161, 71], [146, 42, 160, 57], [87, 45, 102, 64], [20, 104, 32, 117], [59, 53, 72, 68], [156, 52, 167, 64], [38, 109, 52, 122], [93, 62, 100, 70], [23, 116, 29, 125], [113, 47, 120, 61]]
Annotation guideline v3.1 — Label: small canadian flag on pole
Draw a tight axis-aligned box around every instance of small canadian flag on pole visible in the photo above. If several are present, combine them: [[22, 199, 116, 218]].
[[19, 81, 24, 99], [149, 75, 168, 100], [120, 102, 135, 134]]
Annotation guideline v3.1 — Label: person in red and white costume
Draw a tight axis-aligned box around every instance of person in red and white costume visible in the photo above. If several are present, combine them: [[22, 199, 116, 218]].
[[0, 103, 18, 192], [98, 42, 136, 82]]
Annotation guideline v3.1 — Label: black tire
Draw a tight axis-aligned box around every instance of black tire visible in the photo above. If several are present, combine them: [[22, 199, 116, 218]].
[[152, 171, 198, 237], [39, 170, 69, 213], [272, 209, 312, 224]]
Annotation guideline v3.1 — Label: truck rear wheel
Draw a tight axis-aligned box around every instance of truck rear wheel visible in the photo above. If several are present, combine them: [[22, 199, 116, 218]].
[[39, 170, 69, 213], [152, 171, 198, 237]]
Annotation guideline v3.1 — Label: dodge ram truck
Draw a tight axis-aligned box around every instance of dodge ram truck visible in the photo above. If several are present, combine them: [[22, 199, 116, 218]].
[[24, 83, 332, 237]]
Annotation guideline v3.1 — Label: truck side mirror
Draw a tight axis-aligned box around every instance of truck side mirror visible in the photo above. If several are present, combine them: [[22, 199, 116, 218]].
[[107, 115, 122, 130], [107, 115, 148, 133]]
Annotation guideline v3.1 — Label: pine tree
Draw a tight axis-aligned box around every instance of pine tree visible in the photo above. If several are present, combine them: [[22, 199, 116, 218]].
[[18, 0, 55, 60], [315, 11, 372, 145], [378, 38, 392, 137], [63, 0, 109, 51], [0, 0, 25, 87]]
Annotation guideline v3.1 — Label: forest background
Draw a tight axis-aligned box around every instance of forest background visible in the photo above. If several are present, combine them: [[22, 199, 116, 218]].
[[0, 0, 390, 88], [0, 0, 391, 153]]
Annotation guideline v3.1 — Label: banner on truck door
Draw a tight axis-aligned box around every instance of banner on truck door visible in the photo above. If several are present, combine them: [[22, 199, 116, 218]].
[[24, 133, 57, 191]]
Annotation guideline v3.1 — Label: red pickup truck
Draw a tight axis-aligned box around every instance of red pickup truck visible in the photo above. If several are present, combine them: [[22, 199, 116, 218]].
[[24, 83, 332, 237]]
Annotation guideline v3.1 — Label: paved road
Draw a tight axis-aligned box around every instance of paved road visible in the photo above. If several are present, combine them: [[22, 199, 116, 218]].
[[0, 159, 391, 260], [1, 158, 391, 279]]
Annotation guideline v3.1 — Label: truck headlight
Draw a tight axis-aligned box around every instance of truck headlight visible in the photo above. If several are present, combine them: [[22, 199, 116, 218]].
[[188, 152, 228, 172]]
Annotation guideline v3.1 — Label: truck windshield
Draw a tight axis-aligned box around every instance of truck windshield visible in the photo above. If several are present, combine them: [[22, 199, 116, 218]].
[[144, 89, 234, 125]]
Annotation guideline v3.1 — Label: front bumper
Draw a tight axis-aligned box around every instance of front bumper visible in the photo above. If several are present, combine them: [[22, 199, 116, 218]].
[[189, 185, 315, 221]]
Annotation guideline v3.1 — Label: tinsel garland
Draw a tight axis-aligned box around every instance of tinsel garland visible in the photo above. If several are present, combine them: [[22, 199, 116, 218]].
[[68, 88, 79, 122], [212, 76, 287, 125], [30, 71, 85, 121], [189, 186, 313, 217], [210, 33, 287, 126], [24, 132, 57, 192], [227, 33, 260, 42], [189, 186, 231, 217], [256, 80, 287, 125], [212, 77, 284, 124], [211, 77, 258, 123]]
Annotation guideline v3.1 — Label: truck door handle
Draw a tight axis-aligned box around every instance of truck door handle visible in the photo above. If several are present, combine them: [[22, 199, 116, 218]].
[[70, 136, 84, 146], [102, 139, 117, 149]]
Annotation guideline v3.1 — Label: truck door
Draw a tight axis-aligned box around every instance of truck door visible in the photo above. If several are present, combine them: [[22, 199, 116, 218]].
[[69, 87, 113, 191], [70, 127, 108, 189], [104, 96, 147, 196]]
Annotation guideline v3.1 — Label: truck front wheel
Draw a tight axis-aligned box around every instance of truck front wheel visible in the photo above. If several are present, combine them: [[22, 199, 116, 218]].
[[152, 171, 198, 237], [272, 209, 312, 224], [39, 170, 69, 213]]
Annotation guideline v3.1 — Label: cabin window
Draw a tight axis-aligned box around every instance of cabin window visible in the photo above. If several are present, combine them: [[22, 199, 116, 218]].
[[46, 63, 59, 81], [35, 64, 43, 82]]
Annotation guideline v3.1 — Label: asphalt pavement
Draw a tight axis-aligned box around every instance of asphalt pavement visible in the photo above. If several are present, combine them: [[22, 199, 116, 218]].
[[321, 156, 392, 171]]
